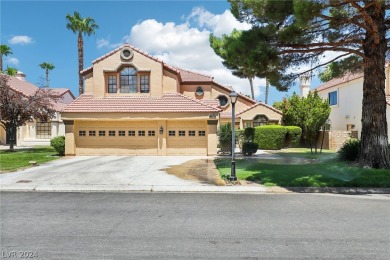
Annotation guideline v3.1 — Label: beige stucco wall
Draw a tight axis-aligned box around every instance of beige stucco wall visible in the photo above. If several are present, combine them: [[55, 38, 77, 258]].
[[0, 127, 5, 145], [162, 70, 180, 93], [90, 50, 163, 98]]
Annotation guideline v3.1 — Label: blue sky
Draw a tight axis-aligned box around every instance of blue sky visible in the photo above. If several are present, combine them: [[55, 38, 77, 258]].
[[1, 0, 322, 103]]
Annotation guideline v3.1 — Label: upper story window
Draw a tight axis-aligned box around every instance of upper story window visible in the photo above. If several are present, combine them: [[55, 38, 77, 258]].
[[217, 95, 229, 107], [196, 86, 204, 96], [108, 75, 117, 93], [120, 67, 137, 93], [140, 75, 150, 93], [328, 91, 338, 106]]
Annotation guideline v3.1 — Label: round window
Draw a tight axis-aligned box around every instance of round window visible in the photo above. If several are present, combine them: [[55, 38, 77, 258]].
[[120, 47, 134, 60], [195, 86, 204, 96], [218, 95, 228, 106]]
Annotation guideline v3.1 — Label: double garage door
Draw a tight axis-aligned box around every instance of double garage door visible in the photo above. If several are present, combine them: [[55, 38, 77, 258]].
[[75, 120, 207, 156]]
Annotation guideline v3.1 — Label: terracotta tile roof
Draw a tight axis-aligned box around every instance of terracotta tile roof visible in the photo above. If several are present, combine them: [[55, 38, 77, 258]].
[[7, 76, 38, 96], [201, 99, 220, 108], [219, 102, 282, 119], [176, 68, 213, 83], [237, 102, 282, 116], [63, 93, 221, 113], [220, 111, 240, 119], [314, 72, 364, 92]]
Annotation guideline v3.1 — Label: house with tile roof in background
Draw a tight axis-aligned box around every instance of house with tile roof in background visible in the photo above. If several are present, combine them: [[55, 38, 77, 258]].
[[301, 70, 390, 150], [62, 44, 282, 156], [0, 72, 75, 146]]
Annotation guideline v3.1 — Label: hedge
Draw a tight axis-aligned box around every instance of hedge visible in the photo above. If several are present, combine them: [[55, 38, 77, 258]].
[[284, 126, 302, 148], [254, 125, 288, 150]]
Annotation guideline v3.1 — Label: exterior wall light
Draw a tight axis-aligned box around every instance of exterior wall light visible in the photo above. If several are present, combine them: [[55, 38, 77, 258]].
[[160, 126, 164, 135]]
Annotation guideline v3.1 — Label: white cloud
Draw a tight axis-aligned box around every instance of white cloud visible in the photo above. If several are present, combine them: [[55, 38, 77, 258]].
[[96, 38, 123, 49], [8, 35, 33, 45], [6, 57, 19, 66], [124, 8, 262, 100]]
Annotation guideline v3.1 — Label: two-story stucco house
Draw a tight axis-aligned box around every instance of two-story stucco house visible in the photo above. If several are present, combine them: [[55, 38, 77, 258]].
[[312, 69, 390, 138], [0, 72, 75, 146], [62, 44, 282, 156]]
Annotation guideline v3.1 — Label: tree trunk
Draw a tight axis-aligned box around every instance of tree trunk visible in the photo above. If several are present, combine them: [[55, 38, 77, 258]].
[[45, 69, 49, 88], [78, 32, 84, 96], [265, 78, 269, 105], [0, 55, 3, 73], [358, 3, 390, 168], [248, 77, 254, 100], [8, 124, 15, 151]]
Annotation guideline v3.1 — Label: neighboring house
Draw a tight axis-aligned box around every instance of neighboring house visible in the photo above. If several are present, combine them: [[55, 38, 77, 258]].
[[309, 69, 390, 147], [0, 72, 75, 146], [62, 44, 282, 156]]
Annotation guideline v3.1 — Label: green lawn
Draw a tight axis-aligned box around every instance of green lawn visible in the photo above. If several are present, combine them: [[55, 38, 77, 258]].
[[0, 146, 60, 172], [215, 148, 390, 187]]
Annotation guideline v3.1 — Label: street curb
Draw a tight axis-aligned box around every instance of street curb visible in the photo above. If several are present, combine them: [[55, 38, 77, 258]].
[[266, 187, 390, 194]]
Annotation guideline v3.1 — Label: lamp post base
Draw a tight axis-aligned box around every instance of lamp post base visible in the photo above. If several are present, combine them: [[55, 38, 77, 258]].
[[229, 160, 237, 181]]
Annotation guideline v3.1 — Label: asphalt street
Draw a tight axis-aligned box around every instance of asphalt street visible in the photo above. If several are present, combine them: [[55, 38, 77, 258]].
[[1, 192, 389, 259]]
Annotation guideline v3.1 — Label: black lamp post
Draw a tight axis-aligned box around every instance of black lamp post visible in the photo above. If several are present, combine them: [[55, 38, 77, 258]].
[[229, 90, 238, 181]]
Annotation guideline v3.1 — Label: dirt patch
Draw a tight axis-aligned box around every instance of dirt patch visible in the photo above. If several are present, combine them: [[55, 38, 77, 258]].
[[164, 159, 225, 186]]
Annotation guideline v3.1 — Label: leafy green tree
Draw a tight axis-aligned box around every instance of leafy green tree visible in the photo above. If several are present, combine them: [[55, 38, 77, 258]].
[[282, 91, 330, 153], [4, 67, 17, 76], [0, 45, 13, 73], [39, 62, 55, 88], [229, 0, 390, 168], [66, 11, 98, 96], [319, 56, 363, 82], [272, 101, 284, 111], [210, 29, 286, 100]]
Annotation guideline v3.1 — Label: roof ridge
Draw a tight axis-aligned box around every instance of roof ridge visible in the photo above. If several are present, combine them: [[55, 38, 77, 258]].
[[165, 92, 221, 111], [237, 102, 282, 116]]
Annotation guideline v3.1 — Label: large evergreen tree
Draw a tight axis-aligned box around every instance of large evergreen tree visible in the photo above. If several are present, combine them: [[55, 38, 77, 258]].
[[66, 11, 98, 96], [230, 0, 390, 168], [210, 28, 288, 100]]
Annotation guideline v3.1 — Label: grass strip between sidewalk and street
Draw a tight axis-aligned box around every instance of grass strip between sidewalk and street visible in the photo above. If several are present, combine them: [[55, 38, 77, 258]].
[[0, 146, 59, 172], [214, 148, 390, 188]]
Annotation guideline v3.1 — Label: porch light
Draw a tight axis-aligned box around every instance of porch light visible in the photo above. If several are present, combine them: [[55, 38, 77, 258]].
[[160, 126, 164, 135], [229, 90, 238, 181]]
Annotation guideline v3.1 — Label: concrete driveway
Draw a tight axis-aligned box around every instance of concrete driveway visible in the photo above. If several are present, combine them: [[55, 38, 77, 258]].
[[0, 156, 219, 191]]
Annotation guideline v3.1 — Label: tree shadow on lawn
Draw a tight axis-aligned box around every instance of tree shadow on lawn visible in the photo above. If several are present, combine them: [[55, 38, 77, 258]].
[[214, 158, 390, 188]]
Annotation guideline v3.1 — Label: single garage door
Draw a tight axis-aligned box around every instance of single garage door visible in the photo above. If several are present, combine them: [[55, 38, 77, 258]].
[[167, 120, 207, 155], [75, 121, 158, 155]]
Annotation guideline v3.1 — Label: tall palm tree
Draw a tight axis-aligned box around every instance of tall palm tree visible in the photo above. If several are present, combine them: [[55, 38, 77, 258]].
[[66, 11, 98, 95], [39, 62, 55, 87], [0, 45, 13, 73], [265, 78, 269, 104]]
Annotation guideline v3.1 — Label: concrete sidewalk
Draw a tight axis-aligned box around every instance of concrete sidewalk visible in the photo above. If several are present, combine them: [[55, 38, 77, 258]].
[[0, 155, 267, 193]]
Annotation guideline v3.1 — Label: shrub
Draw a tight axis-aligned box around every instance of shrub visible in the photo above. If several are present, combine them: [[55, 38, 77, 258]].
[[242, 142, 258, 156], [338, 138, 360, 161], [254, 125, 288, 150], [236, 129, 244, 150], [284, 126, 302, 148], [218, 123, 232, 153], [50, 136, 65, 156], [243, 127, 255, 142]]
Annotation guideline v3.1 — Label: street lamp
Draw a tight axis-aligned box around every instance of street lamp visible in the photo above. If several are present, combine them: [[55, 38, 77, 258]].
[[230, 90, 238, 181]]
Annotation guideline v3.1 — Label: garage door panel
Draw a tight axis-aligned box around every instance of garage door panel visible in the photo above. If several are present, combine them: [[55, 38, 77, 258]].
[[75, 121, 158, 155], [166, 120, 207, 156]]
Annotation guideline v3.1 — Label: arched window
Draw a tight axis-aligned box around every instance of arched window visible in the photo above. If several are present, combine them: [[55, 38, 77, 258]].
[[253, 115, 268, 127], [120, 67, 137, 93]]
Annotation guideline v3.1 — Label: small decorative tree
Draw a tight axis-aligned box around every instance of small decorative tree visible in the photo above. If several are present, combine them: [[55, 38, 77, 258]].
[[218, 123, 232, 154], [0, 75, 57, 150]]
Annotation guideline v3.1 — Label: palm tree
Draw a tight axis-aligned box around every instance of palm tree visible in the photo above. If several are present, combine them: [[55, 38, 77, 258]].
[[265, 78, 269, 105], [66, 11, 98, 96], [0, 45, 13, 73], [39, 62, 55, 87], [4, 66, 17, 76]]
